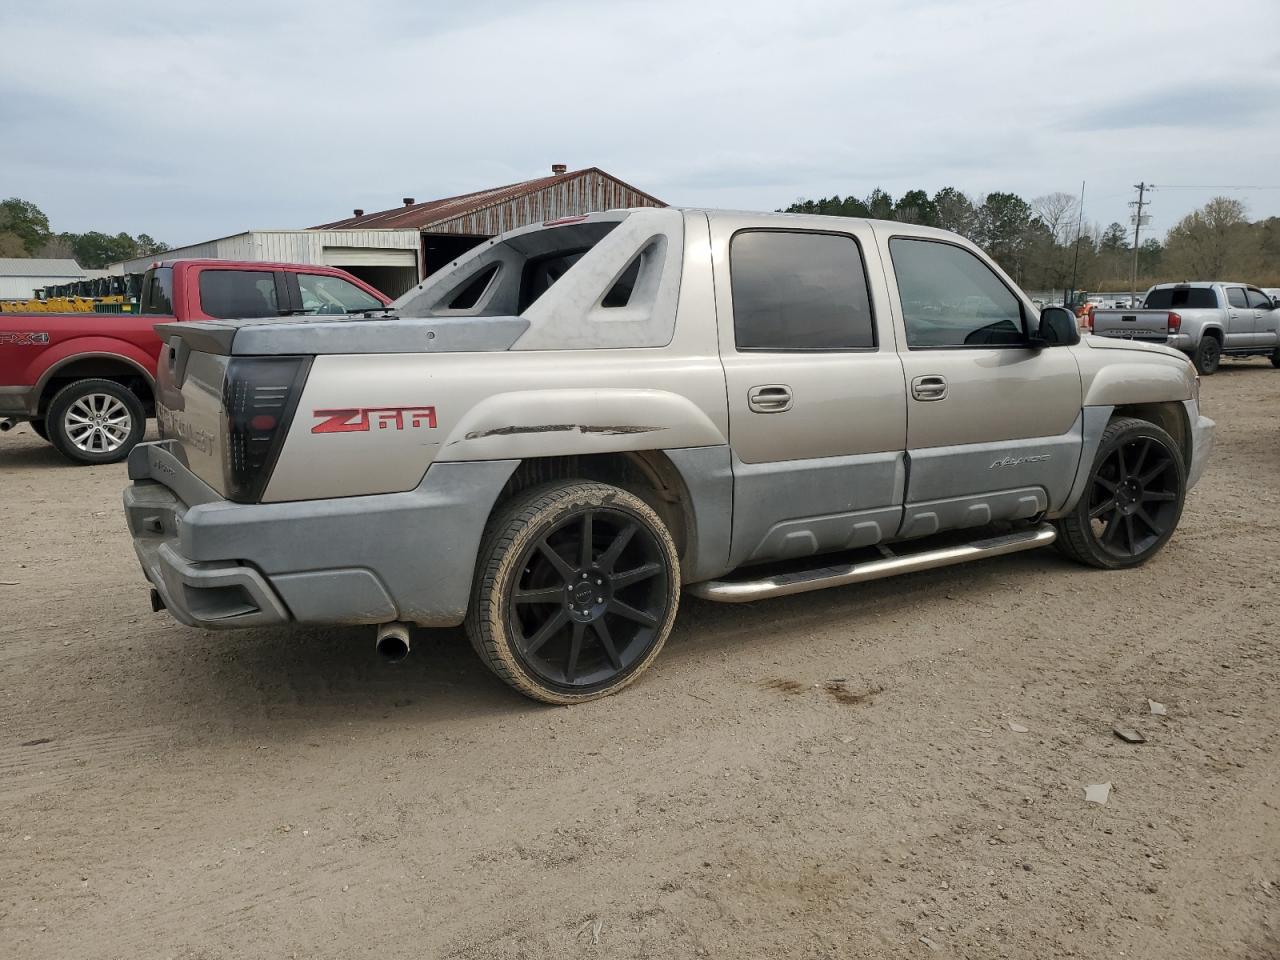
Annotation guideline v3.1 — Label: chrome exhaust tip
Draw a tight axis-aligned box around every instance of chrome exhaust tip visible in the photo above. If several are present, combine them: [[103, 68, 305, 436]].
[[375, 621, 411, 663], [0, 419, 14, 432]]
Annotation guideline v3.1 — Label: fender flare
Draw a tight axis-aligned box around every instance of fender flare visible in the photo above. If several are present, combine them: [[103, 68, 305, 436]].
[[1081, 359, 1194, 408], [32, 341, 157, 405], [433, 387, 727, 462]]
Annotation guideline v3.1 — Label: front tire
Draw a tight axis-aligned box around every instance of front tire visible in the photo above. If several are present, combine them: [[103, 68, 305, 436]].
[[1193, 336, 1221, 375], [466, 481, 681, 704], [46, 379, 146, 465], [1054, 417, 1186, 570], [1270, 346, 1280, 369]]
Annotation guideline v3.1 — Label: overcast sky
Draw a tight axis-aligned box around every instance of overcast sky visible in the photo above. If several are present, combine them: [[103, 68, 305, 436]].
[[4, 0, 1279, 248]]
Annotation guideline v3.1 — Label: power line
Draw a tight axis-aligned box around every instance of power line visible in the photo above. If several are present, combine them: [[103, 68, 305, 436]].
[[1153, 184, 1280, 190]]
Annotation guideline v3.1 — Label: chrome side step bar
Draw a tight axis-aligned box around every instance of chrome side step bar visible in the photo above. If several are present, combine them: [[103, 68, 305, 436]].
[[687, 523, 1057, 603]]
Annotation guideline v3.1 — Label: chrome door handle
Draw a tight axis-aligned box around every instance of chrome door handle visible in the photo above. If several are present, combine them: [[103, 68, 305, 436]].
[[748, 384, 793, 413], [911, 375, 948, 401]]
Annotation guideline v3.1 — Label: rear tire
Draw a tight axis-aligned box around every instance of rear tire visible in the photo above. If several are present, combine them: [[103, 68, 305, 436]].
[[46, 379, 146, 465], [466, 481, 681, 704], [1054, 417, 1186, 570], [1193, 336, 1221, 375], [1270, 346, 1280, 368], [29, 419, 49, 442]]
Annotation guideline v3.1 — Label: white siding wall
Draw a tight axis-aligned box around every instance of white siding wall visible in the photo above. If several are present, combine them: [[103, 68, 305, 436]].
[[115, 230, 420, 274]]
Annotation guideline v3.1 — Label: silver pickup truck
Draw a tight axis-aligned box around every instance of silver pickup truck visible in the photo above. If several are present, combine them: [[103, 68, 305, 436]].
[[1090, 281, 1280, 374], [124, 209, 1214, 703]]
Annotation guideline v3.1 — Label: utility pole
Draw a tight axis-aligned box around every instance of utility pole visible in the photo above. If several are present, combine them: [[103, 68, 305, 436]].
[[1129, 182, 1152, 305], [1069, 179, 1086, 305]]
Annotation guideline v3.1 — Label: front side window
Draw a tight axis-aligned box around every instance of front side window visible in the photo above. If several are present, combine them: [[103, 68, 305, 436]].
[[199, 270, 279, 319], [1226, 287, 1249, 309], [297, 273, 382, 314], [730, 230, 875, 350], [890, 239, 1024, 348], [1245, 288, 1272, 309]]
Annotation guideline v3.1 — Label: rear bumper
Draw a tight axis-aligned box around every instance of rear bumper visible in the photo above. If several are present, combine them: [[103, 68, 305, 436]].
[[124, 440, 518, 630], [0, 385, 37, 417]]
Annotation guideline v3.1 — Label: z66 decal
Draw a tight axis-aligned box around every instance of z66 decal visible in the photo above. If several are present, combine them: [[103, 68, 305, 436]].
[[0, 332, 50, 345], [312, 406, 437, 434]]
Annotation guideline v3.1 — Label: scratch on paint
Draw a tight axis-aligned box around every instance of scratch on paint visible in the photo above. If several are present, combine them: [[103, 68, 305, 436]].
[[459, 424, 666, 442]]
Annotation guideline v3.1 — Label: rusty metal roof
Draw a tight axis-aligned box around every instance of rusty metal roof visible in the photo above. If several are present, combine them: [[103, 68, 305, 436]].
[[312, 167, 665, 233]]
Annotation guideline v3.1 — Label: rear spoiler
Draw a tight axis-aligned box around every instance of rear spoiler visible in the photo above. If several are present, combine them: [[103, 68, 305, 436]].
[[155, 315, 530, 356]]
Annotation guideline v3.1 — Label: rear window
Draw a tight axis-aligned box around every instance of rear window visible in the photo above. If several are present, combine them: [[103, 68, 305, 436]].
[[199, 270, 280, 319], [1144, 287, 1218, 310], [140, 267, 174, 315], [730, 230, 876, 350]]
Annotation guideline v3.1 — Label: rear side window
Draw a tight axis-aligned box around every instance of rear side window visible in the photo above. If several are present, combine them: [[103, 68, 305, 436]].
[[1143, 287, 1218, 309], [889, 239, 1024, 348], [140, 267, 174, 315], [1225, 287, 1249, 309], [730, 231, 875, 350], [297, 273, 382, 314], [199, 270, 279, 319]]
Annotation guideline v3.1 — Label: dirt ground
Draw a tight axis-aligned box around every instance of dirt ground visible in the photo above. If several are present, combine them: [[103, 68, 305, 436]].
[[2, 362, 1278, 960]]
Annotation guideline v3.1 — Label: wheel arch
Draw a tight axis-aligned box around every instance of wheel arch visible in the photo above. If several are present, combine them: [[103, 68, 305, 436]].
[[489, 446, 733, 584], [1110, 401, 1192, 470], [37, 353, 156, 415]]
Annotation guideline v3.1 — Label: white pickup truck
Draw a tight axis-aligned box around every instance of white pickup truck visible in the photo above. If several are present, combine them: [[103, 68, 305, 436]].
[[1089, 281, 1280, 374]]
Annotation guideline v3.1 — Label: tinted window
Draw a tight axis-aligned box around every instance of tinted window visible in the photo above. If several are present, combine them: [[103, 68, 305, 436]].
[[199, 270, 279, 319], [519, 249, 588, 313], [1225, 287, 1249, 309], [297, 273, 382, 314], [1245, 288, 1272, 309], [730, 231, 875, 350], [1143, 287, 1219, 309], [140, 267, 174, 315], [889, 239, 1024, 348], [447, 264, 500, 310]]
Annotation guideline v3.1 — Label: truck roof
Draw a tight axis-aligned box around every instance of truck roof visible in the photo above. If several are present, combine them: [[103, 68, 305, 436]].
[[144, 258, 367, 273], [1149, 280, 1250, 289]]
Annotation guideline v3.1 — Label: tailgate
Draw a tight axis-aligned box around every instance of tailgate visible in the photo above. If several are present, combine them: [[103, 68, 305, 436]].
[[153, 323, 311, 502], [1091, 309, 1171, 342]]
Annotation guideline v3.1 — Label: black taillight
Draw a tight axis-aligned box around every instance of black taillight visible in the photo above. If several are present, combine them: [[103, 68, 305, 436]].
[[222, 356, 311, 502]]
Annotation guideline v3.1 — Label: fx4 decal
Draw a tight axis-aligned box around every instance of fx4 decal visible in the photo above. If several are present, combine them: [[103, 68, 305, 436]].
[[312, 406, 438, 434], [0, 332, 50, 345]]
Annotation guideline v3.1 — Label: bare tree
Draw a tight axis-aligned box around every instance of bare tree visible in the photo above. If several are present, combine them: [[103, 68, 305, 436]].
[[1032, 192, 1079, 246]]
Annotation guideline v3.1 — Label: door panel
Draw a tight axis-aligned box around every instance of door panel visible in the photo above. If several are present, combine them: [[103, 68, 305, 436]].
[[710, 215, 908, 564], [874, 229, 1084, 536], [1223, 286, 1253, 347]]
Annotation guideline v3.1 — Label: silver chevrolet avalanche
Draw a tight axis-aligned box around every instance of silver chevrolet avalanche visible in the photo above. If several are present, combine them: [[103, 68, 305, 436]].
[[124, 209, 1215, 703]]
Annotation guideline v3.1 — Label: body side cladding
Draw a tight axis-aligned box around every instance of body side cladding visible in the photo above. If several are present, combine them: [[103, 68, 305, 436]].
[[663, 446, 734, 583], [1044, 405, 1114, 520]]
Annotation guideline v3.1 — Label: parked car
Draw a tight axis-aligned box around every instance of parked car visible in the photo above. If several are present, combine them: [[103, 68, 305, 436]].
[[124, 209, 1214, 703], [1088, 282, 1280, 374], [0, 259, 390, 463]]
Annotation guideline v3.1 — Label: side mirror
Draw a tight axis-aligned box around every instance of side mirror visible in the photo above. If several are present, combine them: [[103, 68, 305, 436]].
[[1031, 306, 1081, 347]]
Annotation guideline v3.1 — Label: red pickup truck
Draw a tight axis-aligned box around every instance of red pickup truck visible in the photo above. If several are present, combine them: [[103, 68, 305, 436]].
[[0, 259, 390, 464]]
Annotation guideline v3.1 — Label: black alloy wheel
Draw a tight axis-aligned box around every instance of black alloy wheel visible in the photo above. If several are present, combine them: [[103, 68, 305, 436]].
[[1054, 417, 1186, 570], [467, 482, 681, 703], [509, 506, 669, 689], [1086, 435, 1181, 560]]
